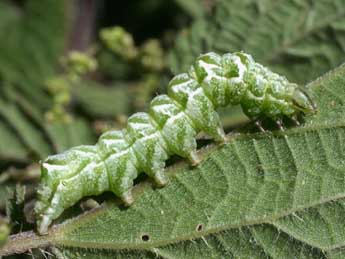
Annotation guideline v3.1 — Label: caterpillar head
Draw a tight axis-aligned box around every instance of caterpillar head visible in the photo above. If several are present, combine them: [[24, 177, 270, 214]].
[[291, 86, 316, 114]]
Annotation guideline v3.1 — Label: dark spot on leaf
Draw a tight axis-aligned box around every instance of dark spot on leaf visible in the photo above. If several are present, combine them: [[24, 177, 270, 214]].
[[196, 224, 203, 232], [141, 234, 150, 241]]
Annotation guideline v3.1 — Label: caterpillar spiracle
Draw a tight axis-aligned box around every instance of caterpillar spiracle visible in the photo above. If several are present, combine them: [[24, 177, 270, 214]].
[[35, 52, 315, 234]]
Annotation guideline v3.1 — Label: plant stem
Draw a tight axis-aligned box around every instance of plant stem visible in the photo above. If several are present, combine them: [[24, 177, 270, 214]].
[[0, 231, 51, 256]]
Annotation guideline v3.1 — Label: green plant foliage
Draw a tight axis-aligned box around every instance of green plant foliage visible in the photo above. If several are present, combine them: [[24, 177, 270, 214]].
[[5, 185, 27, 233], [64, 51, 98, 79], [0, 1, 96, 162], [173, 0, 207, 18], [0, 0, 67, 108], [0, 97, 52, 158], [45, 119, 96, 154], [0, 218, 9, 248], [2, 56, 345, 259], [0, 121, 28, 161], [73, 80, 130, 118], [169, 0, 345, 84], [100, 27, 138, 60]]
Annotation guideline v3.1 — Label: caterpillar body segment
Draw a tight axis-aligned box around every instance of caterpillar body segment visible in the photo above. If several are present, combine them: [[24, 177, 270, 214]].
[[35, 52, 314, 234]]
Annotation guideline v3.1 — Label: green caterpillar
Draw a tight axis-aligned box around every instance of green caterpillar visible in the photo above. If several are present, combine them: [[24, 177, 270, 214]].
[[35, 52, 315, 234]]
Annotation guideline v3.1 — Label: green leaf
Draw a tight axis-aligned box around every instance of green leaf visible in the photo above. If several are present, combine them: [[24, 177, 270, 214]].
[[0, 0, 69, 161], [46, 119, 95, 153], [173, 0, 206, 18], [0, 218, 10, 248], [73, 80, 130, 118], [0, 121, 28, 162], [0, 184, 13, 211], [5, 185, 27, 233], [0, 0, 68, 108], [0, 98, 52, 159], [2, 63, 345, 258], [169, 0, 345, 84]]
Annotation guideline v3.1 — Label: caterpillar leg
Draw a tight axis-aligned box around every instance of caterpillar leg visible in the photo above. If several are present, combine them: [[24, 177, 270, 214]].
[[255, 120, 265, 133], [120, 190, 134, 206], [153, 169, 168, 186], [117, 178, 137, 206], [188, 150, 201, 166], [291, 115, 300, 126], [276, 119, 285, 131]]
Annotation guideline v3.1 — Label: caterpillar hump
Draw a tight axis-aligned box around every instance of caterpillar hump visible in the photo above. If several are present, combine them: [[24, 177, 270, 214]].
[[35, 52, 315, 234]]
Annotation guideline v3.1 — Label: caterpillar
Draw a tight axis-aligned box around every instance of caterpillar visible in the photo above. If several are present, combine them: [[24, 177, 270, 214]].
[[35, 51, 315, 234]]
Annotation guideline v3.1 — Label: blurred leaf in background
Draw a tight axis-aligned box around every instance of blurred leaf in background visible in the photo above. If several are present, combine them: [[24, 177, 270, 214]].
[[0, 217, 9, 248], [0, 0, 96, 164], [169, 0, 345, 84]]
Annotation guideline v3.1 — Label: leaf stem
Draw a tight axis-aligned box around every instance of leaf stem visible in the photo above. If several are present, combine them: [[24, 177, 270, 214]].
[[0, 230, 51, 256]]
